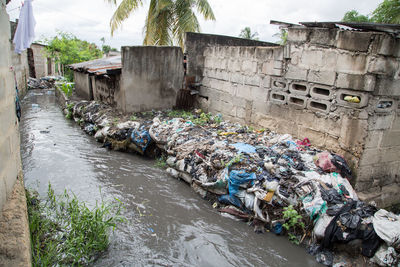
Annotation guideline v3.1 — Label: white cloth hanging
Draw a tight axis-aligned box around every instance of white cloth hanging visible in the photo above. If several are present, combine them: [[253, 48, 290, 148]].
[[13, 0, 36, 54]]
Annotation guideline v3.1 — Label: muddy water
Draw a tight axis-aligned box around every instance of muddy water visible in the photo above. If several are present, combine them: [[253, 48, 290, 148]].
[[20, 89, 321, 267]]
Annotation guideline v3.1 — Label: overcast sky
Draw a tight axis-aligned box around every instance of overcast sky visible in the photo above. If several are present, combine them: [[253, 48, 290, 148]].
[[6, 0, 382, 50]]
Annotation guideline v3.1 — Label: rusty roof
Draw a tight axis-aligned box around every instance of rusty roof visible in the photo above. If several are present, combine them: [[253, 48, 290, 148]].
[[299, 21, 400, 35], [69, 56, 121, 76]]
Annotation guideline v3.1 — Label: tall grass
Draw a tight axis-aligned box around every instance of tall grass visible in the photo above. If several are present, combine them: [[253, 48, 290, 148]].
[[26, 184, 124, 266]]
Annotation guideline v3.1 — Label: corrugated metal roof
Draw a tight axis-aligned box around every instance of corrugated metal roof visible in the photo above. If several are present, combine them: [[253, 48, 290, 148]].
[[69, 56, 121, 76], [299, 22, 400, 35]]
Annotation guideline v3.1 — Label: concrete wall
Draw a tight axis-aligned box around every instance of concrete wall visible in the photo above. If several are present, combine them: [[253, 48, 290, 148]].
[[0, 0, 22, 215], [189, 28, 400, 207], [92, 74, 121, 106], [74, 71, 93, 100], [120, 46, 184, 112], [30, 43, 56, 78], [185, 32, 278, 79]]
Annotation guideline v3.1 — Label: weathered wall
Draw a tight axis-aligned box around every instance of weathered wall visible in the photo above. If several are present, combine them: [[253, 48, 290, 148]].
[[185, 32, 278, 79], [92, 74, 121, 106], [74, 71, 93, 100], [190, 28, 400, 207], [0, 0, 22, 215], [120, 46, 184, 112], [30, 43, 56, 78]]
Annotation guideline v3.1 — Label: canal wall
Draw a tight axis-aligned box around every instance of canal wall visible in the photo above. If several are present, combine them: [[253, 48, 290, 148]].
[[185, 28, 400, 207], [0, 1, 31, 265]]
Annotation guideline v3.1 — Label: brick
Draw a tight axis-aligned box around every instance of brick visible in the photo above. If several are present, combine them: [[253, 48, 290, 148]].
[[368, 114, 394, 131], [368, 56, 399, 77], [289, 81, 309, 96], [336, 53, 367, 74], [285, 65, 308, 81], [261, 60, 283, 76], [381, 130, 400, 147], [336, 31, 373, 52], [309, 28, 337, 46], [309, 84, 334, 100], [287, 27, 311, 43], [307, 70, 336, 86], [336, 73, 375, 92], [271, 77, 288, 91], [336, 89, 369, 108], [365, 130, 383, 149], [287, 95, 308, 109]]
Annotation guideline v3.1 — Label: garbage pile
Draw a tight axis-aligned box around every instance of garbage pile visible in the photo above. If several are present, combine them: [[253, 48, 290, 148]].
[[28, 76, 65, 89], [66, 99, 400, 266]]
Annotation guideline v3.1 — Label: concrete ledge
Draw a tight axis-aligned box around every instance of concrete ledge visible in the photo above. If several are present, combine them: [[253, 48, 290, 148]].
[[0, 174, 31, 267]]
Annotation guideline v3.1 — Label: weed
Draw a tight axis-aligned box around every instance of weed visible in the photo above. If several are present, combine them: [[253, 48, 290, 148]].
[[167, 110, 193, 120], [27, 184, 124, 266], [56, 82, 74, 98], [130, 115, 138, 121], [65, 103, 74, 120], [282, 205, 305, 245], [154, 155, 167, 169]]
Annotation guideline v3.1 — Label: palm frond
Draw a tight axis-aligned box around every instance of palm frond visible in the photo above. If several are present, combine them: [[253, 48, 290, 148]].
[[110, 0, 143, 35], [195, 0, 215, 21]]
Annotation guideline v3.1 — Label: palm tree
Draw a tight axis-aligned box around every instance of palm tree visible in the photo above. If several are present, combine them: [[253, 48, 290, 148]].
[[106, 0, 215, 48], [239, 27, 259, 40]]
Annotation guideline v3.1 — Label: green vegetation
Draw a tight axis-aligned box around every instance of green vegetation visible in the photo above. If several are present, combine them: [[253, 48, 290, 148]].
[[282, 205, 305, 245], [225, 153, 244, 168], [56, 81, 74, 98], [154, 155, 167, 169], [65, 103, 74, 119], [239, 27, 259, 40], [273, 28, 288, 45], [167, 110, 222, 125], [342, 0, 400, 24], [43, 31, 103, 81], [106, 0, 215, 48], [27, 184, 124, 266], [100, 37, 119, 54]]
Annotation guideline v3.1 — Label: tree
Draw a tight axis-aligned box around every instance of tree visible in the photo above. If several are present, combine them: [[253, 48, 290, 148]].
[[44, 31, 103, 81], [342, 10, 371, 22], [106, 0, 215, 48], [273, 28, 287, 45], [372, 0, 400, 24], [239, 27, 259, 40]]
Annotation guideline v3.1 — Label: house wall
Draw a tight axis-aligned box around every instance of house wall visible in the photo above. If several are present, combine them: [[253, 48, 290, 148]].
[[92, 74, 121, 106], [74, 71, 92, 100], [188, 28, 400, 207], [30, 44, 57, 78], [0, 0, 22, 216], [120, 46, 184, 112]]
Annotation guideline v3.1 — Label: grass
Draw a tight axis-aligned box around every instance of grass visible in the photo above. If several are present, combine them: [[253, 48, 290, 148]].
[[56, 82, 74, 98], [65, 103, 74, 119], [154, 155, 167, 169], [27, 183, 124, 266]]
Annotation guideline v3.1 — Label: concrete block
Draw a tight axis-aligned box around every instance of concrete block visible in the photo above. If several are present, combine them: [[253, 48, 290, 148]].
[[244, 75, 261, 87], [306, 99, 331, 113], [307, 70, 336, 86], [285, 65, 308, 81], [298, 126, 326, 147], [336, 89, 369, 108], [289, 81, 309, 96], [339, 116, 368, 151], [365, 130, 383, 149], [381, 147, 400, 163], [374, 77, 400, 96], [230, 72, 244, 84], [270, 90, 288, 105], [287, 27, 311, 43], [261, 76, 271, 89], [381, 130, 400, 148], [310, 84, 334, 100], [336, 53, 367, 74], [336, 73, 375, 92], [392, 116, 400, 131], [255, 47, 274, 60], [241, 60, 257, 74], [368, 114, 394, 131], [376, 34, 400, 57], [380, 184, 400, 208], [251, 86, 269, 102], [227, 59, 241, 72], [273, 47, 284, 61], [261, 60, 283, 76], [214, 70, 230, 81], [359, 148, 381, 166], [288, 95, 308, 109], [336, 31, 372, 52], [271, 77, 288, 91], [236, 84, 252, 101], [252, 99, 269, 114], [309, 28, 337, 46], [374, 98, 397, 113], [368, 56, 399, 77]]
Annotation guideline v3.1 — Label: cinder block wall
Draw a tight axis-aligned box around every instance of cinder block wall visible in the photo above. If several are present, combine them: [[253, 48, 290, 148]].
[[92, 74, 121, 106], [188, 28, 400, 207], [74, 71, 92, 100], [120, 46, 184, 112], [0, 0, 23, 214], [31, 44, 49, 78]]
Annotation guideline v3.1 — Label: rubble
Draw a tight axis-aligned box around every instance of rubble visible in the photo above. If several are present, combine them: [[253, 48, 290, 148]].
[[61, 96, 400, 266], [28, 76, 65, 89]]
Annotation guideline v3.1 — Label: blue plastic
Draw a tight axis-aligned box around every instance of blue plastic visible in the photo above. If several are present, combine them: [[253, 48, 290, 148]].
[[130, 126, 152, 152], [231, 143, 256, 154], [218, 195, 243, 208], [228, 170, 256, 196]]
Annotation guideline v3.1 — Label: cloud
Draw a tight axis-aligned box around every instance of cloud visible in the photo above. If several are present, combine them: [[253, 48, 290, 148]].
[[6, 0, 382, 49]]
